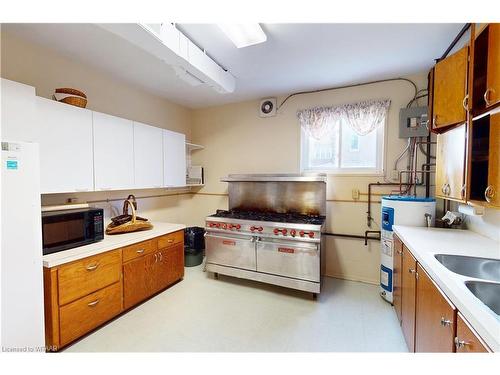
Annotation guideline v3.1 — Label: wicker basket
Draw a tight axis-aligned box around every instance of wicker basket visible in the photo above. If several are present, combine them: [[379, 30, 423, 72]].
[[59, 96, 88, 108], [106, 199, 153, 235], [55, 87, 87, 98]]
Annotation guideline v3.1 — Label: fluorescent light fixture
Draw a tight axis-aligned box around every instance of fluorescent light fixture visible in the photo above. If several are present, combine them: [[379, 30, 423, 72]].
[[217, 24, 267, 48]]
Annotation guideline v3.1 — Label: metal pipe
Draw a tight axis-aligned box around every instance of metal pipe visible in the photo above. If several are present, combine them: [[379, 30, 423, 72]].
[[366, 182, 412, 228], [412, 140, 437, 196], [425, 134, 432, 197], [394, 138, 411, 170], [439, 23, 471, 61], [364, 231, 381, 246], [322, 231, 381, 243]]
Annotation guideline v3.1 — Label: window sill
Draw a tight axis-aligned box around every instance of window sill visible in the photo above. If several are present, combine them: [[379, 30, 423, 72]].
[[302, 169, 385, 177]]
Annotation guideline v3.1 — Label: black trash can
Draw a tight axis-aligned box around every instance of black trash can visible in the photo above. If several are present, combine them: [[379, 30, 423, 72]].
[[184, 227, 205, 267]]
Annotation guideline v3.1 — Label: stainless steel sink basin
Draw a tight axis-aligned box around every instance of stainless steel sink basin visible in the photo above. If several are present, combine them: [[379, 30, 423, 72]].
[[465, 281, 500, 316], [434, 254, 500, 282]]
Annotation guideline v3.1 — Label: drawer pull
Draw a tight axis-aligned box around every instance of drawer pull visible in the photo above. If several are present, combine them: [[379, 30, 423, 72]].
[[167, 239, 174, 243], [87, 299, 100, 307], [159, 252, 163, 262], [136, 249, 145, 254], [440, 317, 452, 327], [86, 263, 99, 271]]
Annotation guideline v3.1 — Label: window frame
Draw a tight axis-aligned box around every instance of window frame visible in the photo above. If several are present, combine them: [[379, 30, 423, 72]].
[[300, 117, 387, 176]]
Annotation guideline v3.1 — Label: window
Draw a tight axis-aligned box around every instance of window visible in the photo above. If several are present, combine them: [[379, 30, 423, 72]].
[[299, 99, 389, 175]]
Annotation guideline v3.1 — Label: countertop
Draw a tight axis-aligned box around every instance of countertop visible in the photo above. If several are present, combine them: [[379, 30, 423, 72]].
[[43, 222, 186, 268], [393, 225, 500, 352]]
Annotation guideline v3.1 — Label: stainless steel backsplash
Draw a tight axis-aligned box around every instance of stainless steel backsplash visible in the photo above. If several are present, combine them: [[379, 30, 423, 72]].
[[228, 181, 326, 215]]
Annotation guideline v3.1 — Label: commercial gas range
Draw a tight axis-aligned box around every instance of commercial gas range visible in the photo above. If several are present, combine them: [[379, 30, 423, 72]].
[[205, 174, 327, 296]]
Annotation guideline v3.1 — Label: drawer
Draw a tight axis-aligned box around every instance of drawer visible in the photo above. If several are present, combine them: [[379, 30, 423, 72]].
[[122, 239, 156, 263], [59, 282, 122, 346], [58, 250, 121, 305], [157, 230, 184, 249]]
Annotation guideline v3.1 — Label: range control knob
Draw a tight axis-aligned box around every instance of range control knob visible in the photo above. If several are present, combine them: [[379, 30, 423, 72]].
[[235, 224, 241, 230], [290, 229, 296, 237], [308, 232, 315, 238], [221, 223, 227, 229], [257, 226, 263, 232], [273, 228, 279, 235], [208, 222, 215, 227], [215, 223, 221, 228], [299, 230, 305, 237], [281, 229, 287, 235], [251, 226, 256, 232]]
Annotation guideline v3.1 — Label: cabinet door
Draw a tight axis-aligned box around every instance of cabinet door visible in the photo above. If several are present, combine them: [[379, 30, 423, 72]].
[[155, 243, 184, 293], [1, 78, 37, 141], [435, 124, 467, 201], [37, 97, 94, 193], [415, 265, 456, 352], [485, 24, 500, 108], [486, 113, 500, 206], [433, 46, 468, 129], [401, 245, 417, 352], [455, 312, 490, 352], [393, 235, 403, 325], [123, 252, 156, 310], [93, 111, 134, 191], [133, 121, 163, 189], [163, 129, 186, 187]]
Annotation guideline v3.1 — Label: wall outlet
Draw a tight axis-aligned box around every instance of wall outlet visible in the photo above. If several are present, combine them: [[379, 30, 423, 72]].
[[352, 189, 360, 200]]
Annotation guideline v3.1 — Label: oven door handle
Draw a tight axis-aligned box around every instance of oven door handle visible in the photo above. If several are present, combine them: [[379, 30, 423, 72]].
[[205, 233, 255, 242], [257, 239, 319, 251]]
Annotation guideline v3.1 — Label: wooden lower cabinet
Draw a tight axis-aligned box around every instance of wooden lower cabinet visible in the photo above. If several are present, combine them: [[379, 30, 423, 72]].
[[123, 251, 158, 310], [401, 245, 417, 352], [393, 235, 403, 324], [455, 312, 490, 353], [44, 230, 185, 351], [415, 265, 456, 352], [395, 236, 492, 353], [59, 282, 122, 346]]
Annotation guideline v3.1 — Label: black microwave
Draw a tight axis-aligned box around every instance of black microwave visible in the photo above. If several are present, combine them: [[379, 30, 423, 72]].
[[41, 207, 104, 255]]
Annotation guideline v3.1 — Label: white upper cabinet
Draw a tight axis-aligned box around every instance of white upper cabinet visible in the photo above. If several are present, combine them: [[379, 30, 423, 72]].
[[133, 121, 163, 189], [163, 129, 186, 187], [37, 97, 94, 193], [93, 111, 134, 191], [1, 78, 38, 141]]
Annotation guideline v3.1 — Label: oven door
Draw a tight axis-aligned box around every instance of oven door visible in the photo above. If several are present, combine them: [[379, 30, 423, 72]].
[[256, 238, 320, 282], [205, 232, 256, 271]]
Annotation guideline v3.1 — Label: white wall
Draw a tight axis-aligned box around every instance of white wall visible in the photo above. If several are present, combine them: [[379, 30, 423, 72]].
[[190, 73, 431, 284]]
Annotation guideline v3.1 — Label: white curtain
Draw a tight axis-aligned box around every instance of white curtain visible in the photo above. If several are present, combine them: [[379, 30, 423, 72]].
[[297, 99, 391, 140]]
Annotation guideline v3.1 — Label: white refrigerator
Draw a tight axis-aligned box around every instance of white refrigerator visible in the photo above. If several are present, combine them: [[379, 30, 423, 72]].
[[1, 141, 45, 351]]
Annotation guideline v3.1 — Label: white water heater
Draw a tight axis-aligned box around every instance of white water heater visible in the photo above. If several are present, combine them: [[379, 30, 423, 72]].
[[380, 196, 436, 303]]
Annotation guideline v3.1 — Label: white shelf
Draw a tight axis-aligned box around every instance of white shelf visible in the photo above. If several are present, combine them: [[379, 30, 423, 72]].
[[186, 183, 204, 187], [186, 142, 204, 151]]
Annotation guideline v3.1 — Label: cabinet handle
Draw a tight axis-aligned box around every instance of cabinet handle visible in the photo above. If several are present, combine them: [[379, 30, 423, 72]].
[[397, 249, 403, 256], [433, 115, 438, 128], [484, 88, 494, 106], [154, 253, 158, 263], [87, 299, 100, 307], [159, 252, 163, 262], [460, 184, 466, 200], [462, 94, 469, 111], [167, 239, 174, 244], [455, 337, 470, 349], [440, 317, 452, 327], [409, 268, 416, 274], [136, 249, 145, 254], [86, 263, 99, 271], [485, 185, 495, 203]]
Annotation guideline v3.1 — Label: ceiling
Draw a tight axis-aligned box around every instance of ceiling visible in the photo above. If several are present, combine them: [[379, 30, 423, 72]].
[[3, 23, 463, 109]]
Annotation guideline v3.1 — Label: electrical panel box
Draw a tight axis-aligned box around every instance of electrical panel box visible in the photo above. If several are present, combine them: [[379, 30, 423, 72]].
[[399, 106, 429, 138]]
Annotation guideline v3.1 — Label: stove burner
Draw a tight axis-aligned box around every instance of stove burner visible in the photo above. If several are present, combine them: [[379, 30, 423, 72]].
[[210, 209, 326, 225]]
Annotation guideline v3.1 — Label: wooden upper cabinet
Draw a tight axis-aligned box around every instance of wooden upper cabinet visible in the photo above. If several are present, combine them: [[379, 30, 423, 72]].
[[433, 46, 468, 130], [393, 235, 403, 325], [401, 245, 417, 352], [468, 112, 500, 207], [486, 113, 500, 206], [415, 265, 456, 352], [435, 123, 467, 201], [485, 24, 500, 108], [455, 312, 490, 352]]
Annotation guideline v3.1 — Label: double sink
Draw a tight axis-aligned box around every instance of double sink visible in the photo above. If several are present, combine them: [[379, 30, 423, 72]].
[[434, 254, 500, 316]]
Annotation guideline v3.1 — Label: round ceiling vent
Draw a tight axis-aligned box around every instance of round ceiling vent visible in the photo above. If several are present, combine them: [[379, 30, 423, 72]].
[[259, 98, 277, 117]]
